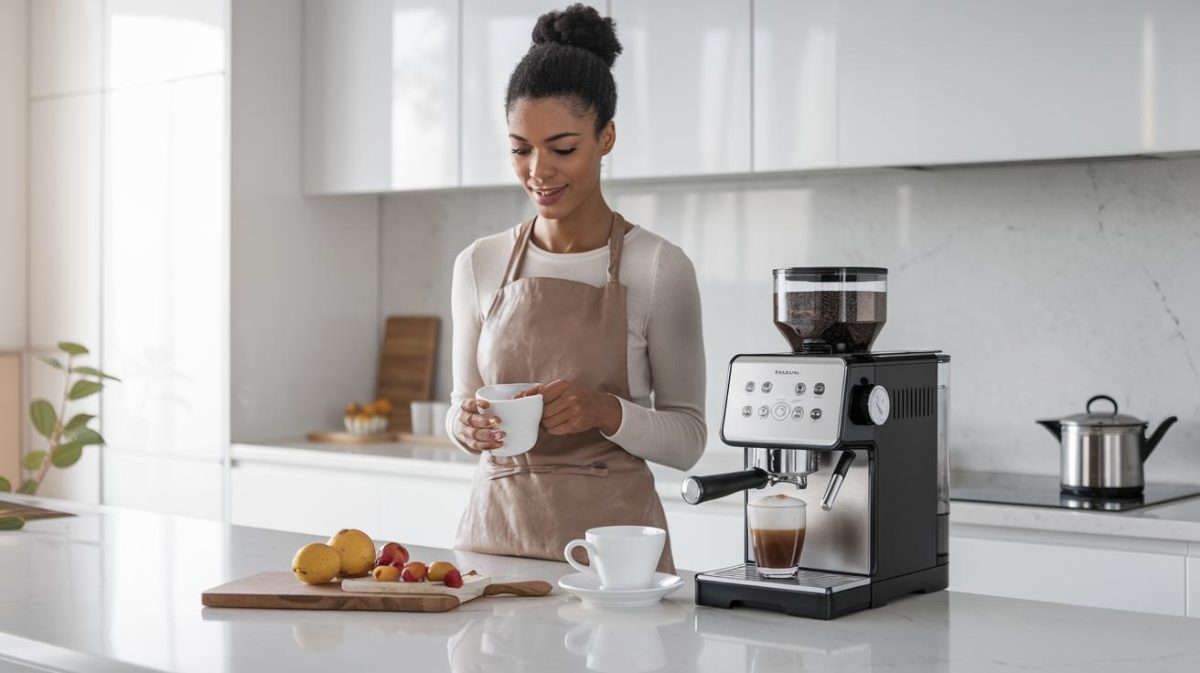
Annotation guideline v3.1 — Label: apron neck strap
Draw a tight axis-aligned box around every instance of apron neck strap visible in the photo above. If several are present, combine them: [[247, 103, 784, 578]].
[[501, 217, 538, 287], [500, 212, 626, 287]]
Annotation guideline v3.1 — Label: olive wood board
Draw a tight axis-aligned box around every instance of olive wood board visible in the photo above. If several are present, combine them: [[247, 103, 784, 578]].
[[201, 572, 551, 613]]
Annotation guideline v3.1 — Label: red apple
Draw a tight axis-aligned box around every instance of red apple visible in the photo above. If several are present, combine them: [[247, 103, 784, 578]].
[[374, 542, 409, 568], [442, 569, 463, 589]]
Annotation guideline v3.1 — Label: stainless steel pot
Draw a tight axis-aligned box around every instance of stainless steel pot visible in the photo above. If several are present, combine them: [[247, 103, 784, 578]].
[[1037, 395, 1177, 496]]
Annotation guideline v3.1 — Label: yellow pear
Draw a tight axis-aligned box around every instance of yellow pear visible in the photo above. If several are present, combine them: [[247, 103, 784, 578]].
[[292, 543, 341, 584], [328, 528, 375, 577]]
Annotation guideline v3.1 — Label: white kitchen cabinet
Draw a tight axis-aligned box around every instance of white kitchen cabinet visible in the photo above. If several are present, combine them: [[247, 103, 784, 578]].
[[838, 0, 1200, 167], [752, 0, 837, 172], [304, 0, 459, 194], [231, 459, 474, 549], [232, 461, 385, 539], [950, 525, 1188, 616], [29, 0, 103, 98], [28, 95, 103, 503], [609, 0, 751, 179], [460, 0, 606, 187]]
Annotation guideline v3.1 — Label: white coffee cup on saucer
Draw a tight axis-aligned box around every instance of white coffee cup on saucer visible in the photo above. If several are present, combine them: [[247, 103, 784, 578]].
[[563, 525, 666, 591], [476, 383, 543, 458]]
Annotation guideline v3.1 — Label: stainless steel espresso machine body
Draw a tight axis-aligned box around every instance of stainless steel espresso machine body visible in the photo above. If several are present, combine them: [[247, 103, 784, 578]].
[[684, 268, 950, 619]]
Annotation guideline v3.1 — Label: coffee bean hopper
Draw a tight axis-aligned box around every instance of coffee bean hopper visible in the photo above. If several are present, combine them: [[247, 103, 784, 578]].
[[682, 267, 951, 618]]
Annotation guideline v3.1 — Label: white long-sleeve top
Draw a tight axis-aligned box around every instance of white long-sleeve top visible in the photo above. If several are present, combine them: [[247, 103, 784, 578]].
[[444, 221, 707, 471]]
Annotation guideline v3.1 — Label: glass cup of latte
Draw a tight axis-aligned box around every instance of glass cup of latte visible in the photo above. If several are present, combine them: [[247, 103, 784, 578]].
[[748, 494, 807, 578]]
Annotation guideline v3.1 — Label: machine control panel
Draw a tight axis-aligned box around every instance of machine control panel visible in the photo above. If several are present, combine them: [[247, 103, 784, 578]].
[[722, 355, 847, 448]]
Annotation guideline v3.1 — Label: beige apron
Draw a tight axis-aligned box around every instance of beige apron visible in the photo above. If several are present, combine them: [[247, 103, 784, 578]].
[[455, 213, 674, 573]]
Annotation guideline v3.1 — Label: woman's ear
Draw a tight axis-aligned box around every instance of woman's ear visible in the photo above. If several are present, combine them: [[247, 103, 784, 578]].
[[600, 120, 616, 156]]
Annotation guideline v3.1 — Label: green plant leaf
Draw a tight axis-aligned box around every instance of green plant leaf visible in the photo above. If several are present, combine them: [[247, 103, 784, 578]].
[[51, 443, 83, 468], [68, 380, 103, 401], [58, 342, 89, 355], [0, 477, 11, 492], [38, 357, 64, 370], [21, 451, 47, 471], [67, 428, 105, 447], [30, 400, 57, 438], [72, 366, 122, 382], [17, 480, 38, 495], [0, 516, 24, 531], [65, 414, 95, 431]]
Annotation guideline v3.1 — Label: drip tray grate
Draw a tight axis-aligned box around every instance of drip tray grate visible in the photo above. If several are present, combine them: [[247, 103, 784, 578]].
[[697, 564, 869, 595]]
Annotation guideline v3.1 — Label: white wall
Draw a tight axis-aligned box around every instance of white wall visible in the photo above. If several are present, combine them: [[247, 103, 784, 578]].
[[381, 157, 1200, 483], [230, 0, 381, 443], [0, 1, 28, 352]]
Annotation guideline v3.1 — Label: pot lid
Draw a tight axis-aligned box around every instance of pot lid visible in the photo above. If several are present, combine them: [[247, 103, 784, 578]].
[[1059, 395, 1146, 427]]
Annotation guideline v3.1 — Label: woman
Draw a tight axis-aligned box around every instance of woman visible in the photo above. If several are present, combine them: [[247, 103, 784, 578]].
[[445, 4, 706, 573]]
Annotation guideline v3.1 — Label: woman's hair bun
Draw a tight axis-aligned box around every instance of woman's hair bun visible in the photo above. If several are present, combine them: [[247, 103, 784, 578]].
[[531, 4, 622, 67]]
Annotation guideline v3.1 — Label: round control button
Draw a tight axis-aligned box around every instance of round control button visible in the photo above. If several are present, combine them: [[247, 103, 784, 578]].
[[810, 408, 823, 420], [771, 403, 789, 420], [757, 405, 770, 418], [791, 406, 805, 420], [814, 383, 826, 396], [761, 381, 773, 394], [745, 381, 756, 393], [741, 405, 753, 418], [794, 382, 806, 395]]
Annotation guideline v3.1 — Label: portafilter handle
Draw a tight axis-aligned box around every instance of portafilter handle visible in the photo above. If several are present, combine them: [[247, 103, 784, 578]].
[[681, 468, 770, 505]]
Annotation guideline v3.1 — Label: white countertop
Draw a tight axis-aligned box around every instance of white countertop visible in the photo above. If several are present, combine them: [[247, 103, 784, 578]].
[[1, 494, 1199, 672]]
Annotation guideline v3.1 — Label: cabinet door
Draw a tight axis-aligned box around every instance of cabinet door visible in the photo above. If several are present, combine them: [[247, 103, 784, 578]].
[[609, 0, 751, 178], [752, 0, 837, 171], [28, 95, 103, 503], [460, 0, 606, 187], [232, 462, 383, 537], [838, 0, 1200, 167], [304, 0, 459, 193], [950, 531, 1187, 616]]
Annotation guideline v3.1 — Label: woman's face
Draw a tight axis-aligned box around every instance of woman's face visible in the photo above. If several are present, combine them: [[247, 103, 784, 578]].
[[508, 96, 614, 220]]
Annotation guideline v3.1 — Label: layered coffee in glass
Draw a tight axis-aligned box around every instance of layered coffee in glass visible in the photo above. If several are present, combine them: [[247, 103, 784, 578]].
[[748, 494, 807, 578]]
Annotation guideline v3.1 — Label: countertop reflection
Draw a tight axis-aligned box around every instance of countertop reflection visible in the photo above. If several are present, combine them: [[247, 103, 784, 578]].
[[0, 494, 1197, 672]]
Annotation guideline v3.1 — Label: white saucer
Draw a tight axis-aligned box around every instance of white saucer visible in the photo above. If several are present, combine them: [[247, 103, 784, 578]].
[[557, 572, 684, 608]]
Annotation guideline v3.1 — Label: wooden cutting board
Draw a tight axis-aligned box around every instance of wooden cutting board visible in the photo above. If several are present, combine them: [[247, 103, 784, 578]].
[[201, 572, 551, 613], [376, 316, 439, 433]]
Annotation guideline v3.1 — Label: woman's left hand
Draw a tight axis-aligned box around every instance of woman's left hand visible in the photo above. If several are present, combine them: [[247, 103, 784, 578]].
[[515, 379, 622, 436]]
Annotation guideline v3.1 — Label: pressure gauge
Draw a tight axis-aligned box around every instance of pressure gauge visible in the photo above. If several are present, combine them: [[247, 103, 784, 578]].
[[865, 385, 890, 425]]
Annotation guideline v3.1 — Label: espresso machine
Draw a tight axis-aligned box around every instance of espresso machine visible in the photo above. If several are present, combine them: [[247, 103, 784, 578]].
[[683, 267, 950, 619]]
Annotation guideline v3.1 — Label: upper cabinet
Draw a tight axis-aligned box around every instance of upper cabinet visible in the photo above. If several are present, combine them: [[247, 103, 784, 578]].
[[753, 0, 837, 172], [303, 0, 1200, 193], [304, 0, 459, 194], [460, 1, 605, 187], [609, 0, 751, 179], [837, 0, 1200, 167]]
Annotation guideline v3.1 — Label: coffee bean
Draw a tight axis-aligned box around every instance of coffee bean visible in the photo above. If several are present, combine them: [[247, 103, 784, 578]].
[[774, 291, 887, 352]]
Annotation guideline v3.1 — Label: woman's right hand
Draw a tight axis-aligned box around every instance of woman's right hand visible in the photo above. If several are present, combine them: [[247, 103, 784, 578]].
[[454, 398, 506, 453]]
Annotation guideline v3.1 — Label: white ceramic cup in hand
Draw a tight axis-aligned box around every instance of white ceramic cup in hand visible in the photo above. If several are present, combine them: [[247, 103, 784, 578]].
[[563, 526, 666, 591], [475, 383, 543, 458]]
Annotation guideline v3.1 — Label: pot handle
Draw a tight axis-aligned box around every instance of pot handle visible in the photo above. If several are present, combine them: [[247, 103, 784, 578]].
[[1086, 394, 1118, 416]]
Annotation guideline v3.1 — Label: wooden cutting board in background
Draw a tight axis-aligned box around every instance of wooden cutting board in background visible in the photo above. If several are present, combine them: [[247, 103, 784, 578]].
[[376, 316, 439, 433]]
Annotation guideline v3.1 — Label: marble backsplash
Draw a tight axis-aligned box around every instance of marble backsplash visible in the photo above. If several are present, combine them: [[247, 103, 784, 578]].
[[381, 156, 1200, 482]]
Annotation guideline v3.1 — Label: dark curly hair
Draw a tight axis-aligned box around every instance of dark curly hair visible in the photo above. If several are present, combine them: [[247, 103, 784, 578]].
[[505, 4, 622, 135]]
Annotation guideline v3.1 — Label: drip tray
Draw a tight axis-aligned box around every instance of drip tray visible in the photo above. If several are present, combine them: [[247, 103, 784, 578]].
[[697, 564, 869, 594], [950, 470, 1200, 512]]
